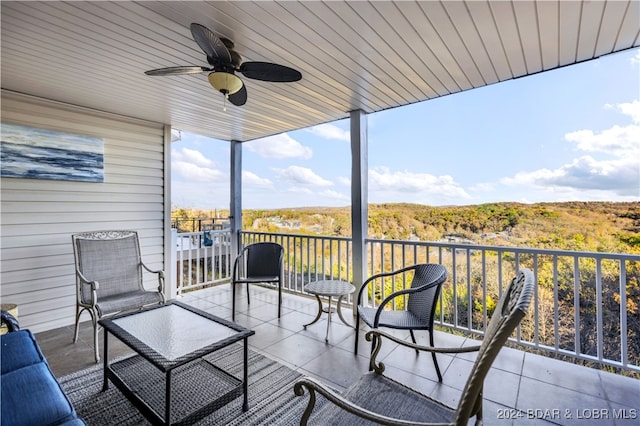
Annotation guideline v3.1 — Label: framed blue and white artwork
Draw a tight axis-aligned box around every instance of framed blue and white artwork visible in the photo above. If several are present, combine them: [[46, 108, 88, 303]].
[[0, 123, 104, 182]]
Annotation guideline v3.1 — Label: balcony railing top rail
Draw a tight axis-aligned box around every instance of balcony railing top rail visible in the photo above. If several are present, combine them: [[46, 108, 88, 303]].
[[367, 236, 638, 260], [171, 217, 230, 233]]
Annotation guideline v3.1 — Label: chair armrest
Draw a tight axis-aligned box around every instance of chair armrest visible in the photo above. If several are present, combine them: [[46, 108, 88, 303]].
[[75, 270, 99, 290], [141, 262, 165, 295], [75, 271, 99, 306], [356, 264, 423, 304], [1, 310, 20, 332], [373, 283, 438, 326], [367, 330, 481, 373], [231, 250, 245, 281], [294, 376, 443, 426]]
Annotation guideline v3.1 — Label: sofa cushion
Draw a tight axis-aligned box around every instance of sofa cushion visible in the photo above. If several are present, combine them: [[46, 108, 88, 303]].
[[0, 329, 84, 426], [0, 330, 44, 374], [1, 362, 78, 426]]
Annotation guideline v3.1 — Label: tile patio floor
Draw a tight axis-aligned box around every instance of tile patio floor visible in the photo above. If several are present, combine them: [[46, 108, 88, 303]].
[[36, 284, 639, 425]]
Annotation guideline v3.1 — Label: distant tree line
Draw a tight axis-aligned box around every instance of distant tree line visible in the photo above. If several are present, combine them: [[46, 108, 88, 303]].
[[236, 201, 640, 255]]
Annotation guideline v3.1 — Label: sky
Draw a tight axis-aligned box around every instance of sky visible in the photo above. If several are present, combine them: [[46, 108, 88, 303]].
[[171, 48, 639, 211]]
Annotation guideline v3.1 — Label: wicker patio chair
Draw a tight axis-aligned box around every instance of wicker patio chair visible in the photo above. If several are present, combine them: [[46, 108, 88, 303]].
[[71, 230, 165, 362], [294, 268, 535, 426], [231, 242, 284, 321], [355, 263, 447, 381]]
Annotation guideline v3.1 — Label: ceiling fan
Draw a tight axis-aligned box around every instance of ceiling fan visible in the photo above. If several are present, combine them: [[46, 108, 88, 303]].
[[145, 23, 302, 110]]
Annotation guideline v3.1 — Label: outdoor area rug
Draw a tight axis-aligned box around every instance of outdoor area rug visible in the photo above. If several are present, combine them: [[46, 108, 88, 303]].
[[59, 343, 326, 425]]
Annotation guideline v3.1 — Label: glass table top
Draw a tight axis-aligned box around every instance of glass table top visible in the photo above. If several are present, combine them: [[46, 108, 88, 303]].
[[111, 304, 238, 361]]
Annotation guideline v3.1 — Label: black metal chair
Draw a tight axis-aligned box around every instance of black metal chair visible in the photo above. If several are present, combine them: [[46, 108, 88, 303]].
[[231, 242, 284, 321], [355, 263, 447, 381]]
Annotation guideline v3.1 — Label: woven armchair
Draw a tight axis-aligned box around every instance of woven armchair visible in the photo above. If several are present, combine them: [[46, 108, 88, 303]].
[[295, 268, 535, 425], [355, 264, 447, 381], [71, 230, 165, 362]]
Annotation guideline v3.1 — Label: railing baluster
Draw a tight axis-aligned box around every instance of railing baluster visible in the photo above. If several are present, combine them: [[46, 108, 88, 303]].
[[532, 254, 539, 346], [620, 260, 628, 368], [482, 250, 487, 330], [574, 256, 581, 357], [553, 255, 559, 352], [452, 247, 458, 328], [466, 248, 472, 332], [596, 258, 603, 362]]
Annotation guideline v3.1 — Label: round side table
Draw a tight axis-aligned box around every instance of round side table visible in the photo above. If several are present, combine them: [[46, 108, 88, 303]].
[[303, 280, 355, 342]]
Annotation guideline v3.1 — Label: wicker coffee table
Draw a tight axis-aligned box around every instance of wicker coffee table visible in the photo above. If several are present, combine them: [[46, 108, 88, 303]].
[[303, 280, 355, 342], [99, 301, 254, 425]]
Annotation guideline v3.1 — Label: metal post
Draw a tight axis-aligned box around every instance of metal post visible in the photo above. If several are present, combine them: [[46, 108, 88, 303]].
[[230, 140, 242, 260], [350, 109, 368, 316]]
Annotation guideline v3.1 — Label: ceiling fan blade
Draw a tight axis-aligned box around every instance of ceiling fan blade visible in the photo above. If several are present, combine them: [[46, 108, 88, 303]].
[[228, 83, 247, 106], [190, 23, 231, 64], [239, 62, 302, 82], [144, 66, 210, 76]]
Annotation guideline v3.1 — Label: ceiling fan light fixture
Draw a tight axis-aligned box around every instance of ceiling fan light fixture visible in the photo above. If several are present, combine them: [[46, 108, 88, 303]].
[[208, 71, 243, 95], [146, 24, 301, 109]]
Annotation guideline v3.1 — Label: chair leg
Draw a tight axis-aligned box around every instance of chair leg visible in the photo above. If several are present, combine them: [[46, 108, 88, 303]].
[[232, 282, 237, 321], [246, 282, 250, 305], [91, 312, 100, 363], [368, 331, 377, 372], [354, 314, 360, 354], [73, 306, 82, 343], [430, 330, 443, 382], [277, 282, 282, 318], [409, 330, 419, 355]]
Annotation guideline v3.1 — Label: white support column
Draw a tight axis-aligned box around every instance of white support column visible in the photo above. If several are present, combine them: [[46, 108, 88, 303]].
[[230, 140, 242, 259], [163, 124, 174, 301], [170, 228, 178, 300], [350, 110, 368, 315]]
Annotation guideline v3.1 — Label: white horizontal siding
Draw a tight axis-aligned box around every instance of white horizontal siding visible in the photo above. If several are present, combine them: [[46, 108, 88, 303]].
[[0, 92, 167, 333]]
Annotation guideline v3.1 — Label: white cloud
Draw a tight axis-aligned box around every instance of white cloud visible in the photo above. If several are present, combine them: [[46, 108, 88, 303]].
[[337, 176, 351, 186], [564, 125, 640, 156], [305, 123, 350, 142], [285, 187, 349, 201], [172, 147, 215, 168], [171, 148, 225, 182], [172, 161, 226, 182], [242, 170, 273, 188], [273, 165, 333, 186], [244, 133, 312, 159], [470, 182, 496, 193], [502, 156, 639, 197], [318, 189, 349, 201], [618, 100, 640, 124], [565, 101, 640, 156], [288, 187, 314, 195], [500, 100, 640, 200], [369, 167, 470, 200]]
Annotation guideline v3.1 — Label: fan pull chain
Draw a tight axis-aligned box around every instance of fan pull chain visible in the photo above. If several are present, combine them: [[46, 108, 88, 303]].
[[223, 92, 229, 112]]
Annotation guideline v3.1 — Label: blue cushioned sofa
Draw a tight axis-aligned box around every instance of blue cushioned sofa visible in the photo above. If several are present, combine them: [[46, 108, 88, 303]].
[[1, 311, 85, 426]]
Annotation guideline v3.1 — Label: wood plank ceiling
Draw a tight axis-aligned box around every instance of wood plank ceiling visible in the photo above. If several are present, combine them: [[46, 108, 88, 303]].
[[2, 1, 639, 142]]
